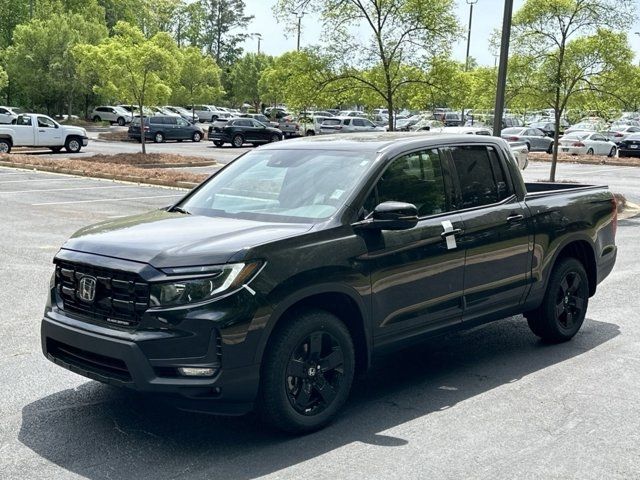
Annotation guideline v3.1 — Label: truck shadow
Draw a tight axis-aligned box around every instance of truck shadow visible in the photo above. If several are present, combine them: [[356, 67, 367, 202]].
[[19, 316, 619, 480]]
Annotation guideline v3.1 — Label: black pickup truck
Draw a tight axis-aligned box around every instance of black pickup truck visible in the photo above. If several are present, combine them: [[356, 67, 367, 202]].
[[42, 134, 617, 433]]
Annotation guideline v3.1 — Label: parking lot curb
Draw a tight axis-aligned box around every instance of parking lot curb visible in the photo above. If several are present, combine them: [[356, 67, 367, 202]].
[[530, 153, 640, 167], [0, 161, 199, 189]]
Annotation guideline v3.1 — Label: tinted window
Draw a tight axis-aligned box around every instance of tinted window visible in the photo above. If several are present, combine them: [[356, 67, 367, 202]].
[[451, 146, 508, 209], [366, 149, 448, 217], [176, 118, 188, 126], [352, 119, 364, 127], [150, 117, 165, 125], [234, 119, 252, 127], [0, 108, 7, 114], [342, 119, 351, 125], [323, 119, 341, 126]]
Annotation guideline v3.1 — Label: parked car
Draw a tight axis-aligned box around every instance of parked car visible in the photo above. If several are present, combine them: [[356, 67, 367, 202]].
[[299, 115, 329, 136], [41, 133, 617, 433], [338, 110, 367, 117], [564, 120, 607, 135], [149, 106, 181, 117], [439, 111, 464, 126], [128, 115, 204, 143], [528, 121, 568, 137], [558, 132, 617, 156], [0, 106, 26, 124], [208, 117, 283, 147], [603, 125, 640, 144], [617, 133, 640, 157], [0, 113, 88, 153], [240, 113, 278, 128], [319, 116, 384, 134], [276, 115, 301, 138], [395, 114, 426, 131], [191, 105, 230, 122], [410, 119, 443, 131], [163, 106, 199, 123], [501, 127, 555, 153], [91, 106, 133, 126]]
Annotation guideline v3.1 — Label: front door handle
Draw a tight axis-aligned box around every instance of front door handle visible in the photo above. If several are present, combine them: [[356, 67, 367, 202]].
[[507, 214, 524, 223], [440, 228, 463, 238]]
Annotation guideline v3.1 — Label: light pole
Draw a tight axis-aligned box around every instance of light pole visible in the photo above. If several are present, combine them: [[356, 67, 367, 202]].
[[465, 0, 479, 71], [493, 0, 514, 137], [256, 33, 262, 54], [293, 11, 305, 51], [462, 0, 478, 125]]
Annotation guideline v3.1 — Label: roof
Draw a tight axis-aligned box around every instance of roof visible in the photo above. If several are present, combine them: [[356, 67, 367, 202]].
[[259, 132, 507, 155]]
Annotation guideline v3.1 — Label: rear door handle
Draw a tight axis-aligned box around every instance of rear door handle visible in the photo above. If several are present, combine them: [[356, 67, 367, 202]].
[[507, 214, 524, 223]]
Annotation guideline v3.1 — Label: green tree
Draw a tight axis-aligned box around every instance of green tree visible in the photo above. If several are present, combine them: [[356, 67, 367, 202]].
[[171, 47, 223, 119], [511, 0, 635, 181], [0, 65, 7, 91], [229, 53, 272, 111], [275, 0, 459, 129], [0, 0, 30, 48], [6, 12, 107, 115], [76, 22, 179, 153]]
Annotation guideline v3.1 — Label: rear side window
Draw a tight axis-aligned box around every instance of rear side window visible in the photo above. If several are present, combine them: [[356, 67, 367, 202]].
[[450, 146, 510, 209], [150, 117, 164, 125], [364, 149, 449, 217], [352, 119, 364, 127], [323, 119, 341, 126], [343, 119, 351, 126]]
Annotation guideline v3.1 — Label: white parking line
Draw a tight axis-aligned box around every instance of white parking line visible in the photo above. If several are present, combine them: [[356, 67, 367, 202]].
[[32, 194, 182, 206], [0, 185, 133, 194], [0, 177, 88, 184]]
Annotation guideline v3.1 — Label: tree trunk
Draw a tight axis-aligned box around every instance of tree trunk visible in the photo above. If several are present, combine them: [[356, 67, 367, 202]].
[[550, 104, 561, 182], [139, 100, 146, 154]]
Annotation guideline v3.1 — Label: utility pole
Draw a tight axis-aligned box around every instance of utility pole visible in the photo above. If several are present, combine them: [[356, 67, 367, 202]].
[[462, 0, 478, 125], [493, 0, 514, 137], [256, 33, 262, 54]]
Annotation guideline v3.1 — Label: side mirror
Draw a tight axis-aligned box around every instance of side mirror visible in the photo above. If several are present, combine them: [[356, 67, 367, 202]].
[[354, 201, 419, 231], [55, 123, 59, 129]]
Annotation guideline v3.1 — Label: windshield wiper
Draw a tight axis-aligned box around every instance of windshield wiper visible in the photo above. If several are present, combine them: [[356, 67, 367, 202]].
[[170, 206, 191, 215]]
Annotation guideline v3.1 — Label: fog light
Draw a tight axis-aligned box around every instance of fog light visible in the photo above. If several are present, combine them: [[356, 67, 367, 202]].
[[178, 367, 217, 377]]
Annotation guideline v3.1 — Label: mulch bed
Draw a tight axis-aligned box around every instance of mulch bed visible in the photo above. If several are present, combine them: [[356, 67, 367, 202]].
[[530, 152, 640, 167], [0, 154, 209, 188]]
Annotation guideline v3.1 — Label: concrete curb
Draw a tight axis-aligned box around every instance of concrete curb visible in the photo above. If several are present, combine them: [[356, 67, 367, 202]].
[[0, 161, 200, 189]]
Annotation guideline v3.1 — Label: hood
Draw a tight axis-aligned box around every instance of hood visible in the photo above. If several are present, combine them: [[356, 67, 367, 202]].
[[61, 210, 313, 268], [63, 125, 87, 136]]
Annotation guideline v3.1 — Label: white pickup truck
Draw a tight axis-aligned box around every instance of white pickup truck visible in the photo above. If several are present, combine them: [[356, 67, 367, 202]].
[[0, 114, 89, 154]]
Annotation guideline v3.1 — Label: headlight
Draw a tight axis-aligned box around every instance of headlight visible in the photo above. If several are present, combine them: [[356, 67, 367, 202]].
[[149, 262, 262, 308]]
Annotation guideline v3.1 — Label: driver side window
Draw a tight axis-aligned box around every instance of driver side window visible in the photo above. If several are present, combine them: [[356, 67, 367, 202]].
[[37, 116, 55, 128], [364, 149, 448, 217]]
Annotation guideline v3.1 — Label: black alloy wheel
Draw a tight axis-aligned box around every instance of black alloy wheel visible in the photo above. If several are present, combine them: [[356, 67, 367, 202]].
[[117, 117, 125, 126], [526, 258, 589, 343], [192, 131, 202, 142], [213, 140, 223, 147], [270, 133, 281, 143], [154, 132, 165, 143], [259, 309, 355, 433], [285, 331, 345, 416], [608, 147, 616, 157]]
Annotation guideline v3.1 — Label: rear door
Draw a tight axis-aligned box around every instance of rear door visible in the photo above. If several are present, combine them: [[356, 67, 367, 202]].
[[11, 115, 36, 145], [175, 117, 190, 139], [446, 144, 533, 320], [361, 148, 466, 348]]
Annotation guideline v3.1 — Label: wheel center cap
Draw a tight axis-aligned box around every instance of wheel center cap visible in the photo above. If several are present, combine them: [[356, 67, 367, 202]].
[[307, 366, 317, 377]]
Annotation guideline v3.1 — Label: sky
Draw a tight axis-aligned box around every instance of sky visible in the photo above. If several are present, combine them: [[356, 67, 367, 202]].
[[241, 0, 640, 66]]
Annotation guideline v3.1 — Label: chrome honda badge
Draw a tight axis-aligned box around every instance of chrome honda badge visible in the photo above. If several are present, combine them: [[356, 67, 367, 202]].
[[78, 276, 97, 302]]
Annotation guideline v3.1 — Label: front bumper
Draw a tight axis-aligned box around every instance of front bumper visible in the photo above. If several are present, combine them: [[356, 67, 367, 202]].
[[82, 137, 89, 147], [42, 311, 260, 415], [618, 148, 640, 157]]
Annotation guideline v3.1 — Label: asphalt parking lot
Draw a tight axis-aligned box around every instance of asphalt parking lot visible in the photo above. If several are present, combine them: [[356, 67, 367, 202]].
[[1, 164, 640, 479]]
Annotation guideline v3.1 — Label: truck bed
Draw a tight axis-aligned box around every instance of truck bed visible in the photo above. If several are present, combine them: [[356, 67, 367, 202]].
[[524, 181, 608, 199]]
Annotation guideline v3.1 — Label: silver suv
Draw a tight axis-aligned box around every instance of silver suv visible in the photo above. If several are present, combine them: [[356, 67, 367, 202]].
[[91, 106, 133, 126], [192, 105, 230, 122], [319, 116, 384, 134]]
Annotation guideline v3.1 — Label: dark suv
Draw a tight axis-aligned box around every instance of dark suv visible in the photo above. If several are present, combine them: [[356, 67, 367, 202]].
[[128, 115, 204, 143], [209, 117, 282, 147]]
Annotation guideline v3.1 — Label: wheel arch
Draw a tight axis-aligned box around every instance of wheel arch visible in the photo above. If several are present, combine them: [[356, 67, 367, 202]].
[[551, 238, 597, 297], [255, 285, 371, 375], [0, 134, 13, 146]]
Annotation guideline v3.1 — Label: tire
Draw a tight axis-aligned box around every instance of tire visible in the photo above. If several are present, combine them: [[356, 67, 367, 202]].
[[258, 309, 355, 434], [608, 147, 616, 158], [192, 131, 202, 142], [232, 134, 244, 148], [154, 132, 165, 143], [117, 117, 125, 126], [0, 139, 11, 154], [526, 258, 589, 343], [306, 130, 315, 136], [64, 136, 82, 153], [525, 142, 531, 152], [50, 146, 62, 153], [586, 148, 594, 155], [213, 140, 223, 147], [92, 116, 101, 123], [270, 133, 281, 143]]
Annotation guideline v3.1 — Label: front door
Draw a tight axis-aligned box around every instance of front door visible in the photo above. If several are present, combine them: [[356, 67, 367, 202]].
[[360, 148, 465, 348], [35, 116, 63, 146], [446, 144, 532, 319]]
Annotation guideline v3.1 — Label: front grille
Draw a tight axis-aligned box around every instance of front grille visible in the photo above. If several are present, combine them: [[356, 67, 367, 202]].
[[55, 260, 149, 327], [47, 338, 132, 382]]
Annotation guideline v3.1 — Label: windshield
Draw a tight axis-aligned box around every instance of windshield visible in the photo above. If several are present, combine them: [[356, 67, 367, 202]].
[[180, 149, 376, 222]]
